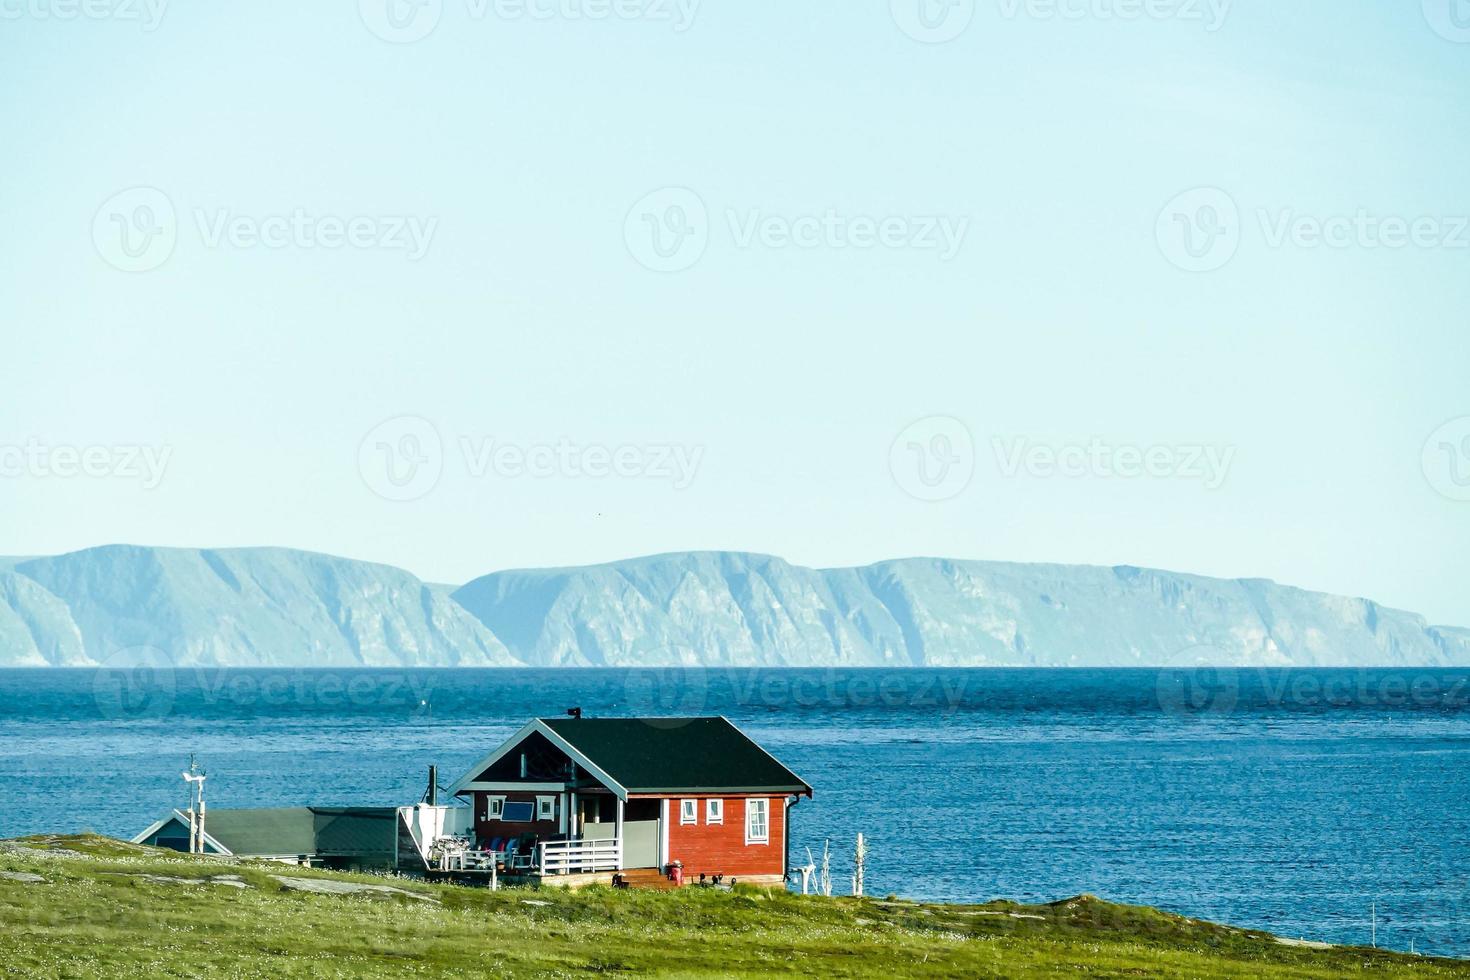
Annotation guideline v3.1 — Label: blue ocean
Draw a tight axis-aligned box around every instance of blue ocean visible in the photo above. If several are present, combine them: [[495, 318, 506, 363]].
[[2, 667, 1467, 957]]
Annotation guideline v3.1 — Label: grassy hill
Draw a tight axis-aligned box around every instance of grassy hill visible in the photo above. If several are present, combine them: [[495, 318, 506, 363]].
[[2, 835, 1466, 978]]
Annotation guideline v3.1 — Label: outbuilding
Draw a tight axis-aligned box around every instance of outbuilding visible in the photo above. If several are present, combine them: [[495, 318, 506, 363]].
[[132, 806, 398, 869]]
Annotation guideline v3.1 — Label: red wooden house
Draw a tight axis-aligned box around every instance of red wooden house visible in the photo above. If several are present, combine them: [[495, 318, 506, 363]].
[[445, 716, 813, 885]]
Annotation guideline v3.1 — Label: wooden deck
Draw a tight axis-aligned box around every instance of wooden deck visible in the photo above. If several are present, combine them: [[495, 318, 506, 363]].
[[519, 869, 785, 890], [500, 867, 669, 890], [420, 865, 786, 891]]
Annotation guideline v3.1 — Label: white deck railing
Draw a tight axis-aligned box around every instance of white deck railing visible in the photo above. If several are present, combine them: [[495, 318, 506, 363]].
[[537, 837, 622, 874]]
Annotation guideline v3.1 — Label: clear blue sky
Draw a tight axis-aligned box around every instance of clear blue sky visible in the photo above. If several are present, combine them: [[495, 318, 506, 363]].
[[2, 0, 1467, 625]]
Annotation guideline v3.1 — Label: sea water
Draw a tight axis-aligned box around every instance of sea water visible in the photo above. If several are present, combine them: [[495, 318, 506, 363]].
[[1, 666, 1466, 957]]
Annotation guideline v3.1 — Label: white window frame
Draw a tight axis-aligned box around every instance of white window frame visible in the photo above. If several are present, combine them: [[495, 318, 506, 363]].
[[705, 798, 723, 825], [485, 795, 505, 820], [536, 795, 555, 821], [745, 798, 769, 844], [680, 799, 698, 825]]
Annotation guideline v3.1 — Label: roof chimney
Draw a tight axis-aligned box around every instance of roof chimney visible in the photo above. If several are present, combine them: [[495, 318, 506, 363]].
[[567, 706, 583, 719]]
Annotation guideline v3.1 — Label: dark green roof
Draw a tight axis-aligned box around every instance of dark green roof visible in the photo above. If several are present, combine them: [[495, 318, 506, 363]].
[[540, 717, 811, 796], [187, 807, 397, 857]]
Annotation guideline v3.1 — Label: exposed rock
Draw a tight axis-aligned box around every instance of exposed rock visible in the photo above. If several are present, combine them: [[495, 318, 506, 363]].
[[0, 871, 46, 883], [269, 875, 436, 902], [1275, 937, 1334, 950]]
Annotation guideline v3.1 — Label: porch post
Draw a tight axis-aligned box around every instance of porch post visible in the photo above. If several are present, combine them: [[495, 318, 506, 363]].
[[658, 799, 669, 869], [615, 797, 625, 869]]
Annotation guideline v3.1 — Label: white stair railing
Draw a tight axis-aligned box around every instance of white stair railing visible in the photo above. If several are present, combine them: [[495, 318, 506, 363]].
[[537, 837, 622, 874]]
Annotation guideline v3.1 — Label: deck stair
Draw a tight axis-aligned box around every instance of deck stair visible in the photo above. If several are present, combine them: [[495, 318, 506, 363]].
[[614, 868, 680, 890]]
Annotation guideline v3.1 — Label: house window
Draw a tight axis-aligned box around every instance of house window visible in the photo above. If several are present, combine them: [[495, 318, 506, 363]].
[[680, 799, 697, 825], [745, 798, 769, 844], [485, 796, 505, 820], [706, 799, 723, 825], [536, 795, 556, 821]]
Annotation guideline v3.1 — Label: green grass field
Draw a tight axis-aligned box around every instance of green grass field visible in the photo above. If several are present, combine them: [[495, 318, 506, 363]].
[[1, 835, 1466, 979]]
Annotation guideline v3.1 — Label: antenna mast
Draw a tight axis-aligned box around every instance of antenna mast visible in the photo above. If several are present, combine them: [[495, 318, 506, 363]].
[[181, 755, 208, 854]]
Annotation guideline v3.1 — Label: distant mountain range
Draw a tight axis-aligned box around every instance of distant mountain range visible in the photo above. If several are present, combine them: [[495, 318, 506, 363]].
[[1, 545, 1466, 668]]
